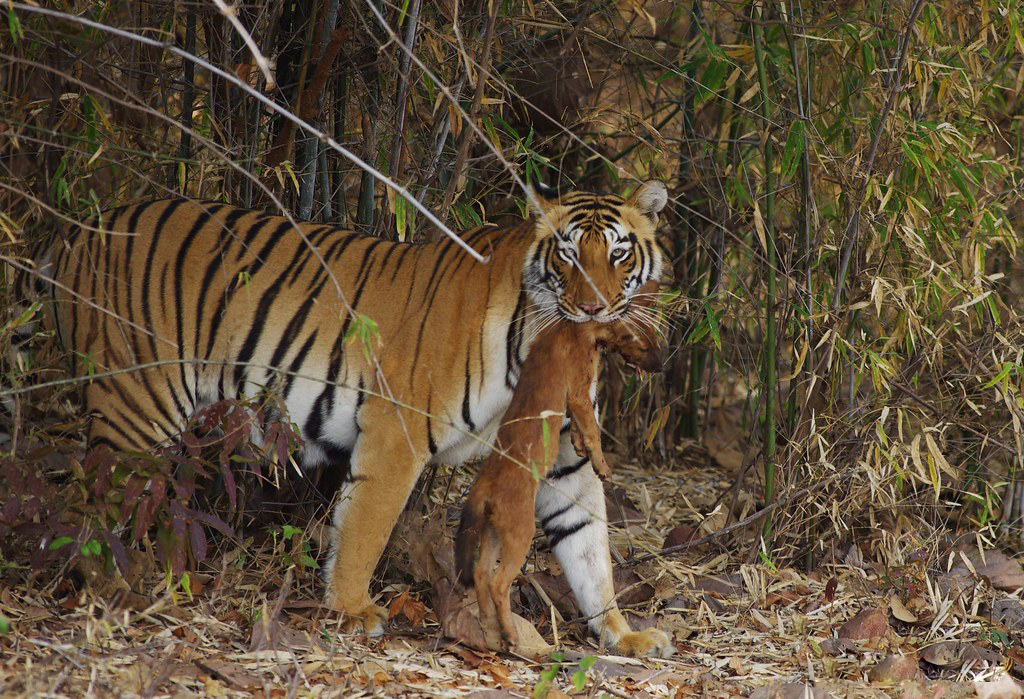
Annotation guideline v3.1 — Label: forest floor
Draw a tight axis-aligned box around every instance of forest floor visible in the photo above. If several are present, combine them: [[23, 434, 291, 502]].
[[1, 429, 1023, 698]]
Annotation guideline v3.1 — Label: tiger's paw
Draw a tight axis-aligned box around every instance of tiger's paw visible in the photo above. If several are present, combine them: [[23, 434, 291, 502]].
[[611, 628, 674, 658], [335, 601, 389, 637]]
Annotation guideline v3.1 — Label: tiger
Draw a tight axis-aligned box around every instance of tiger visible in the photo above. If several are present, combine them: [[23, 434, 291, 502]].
[[24, 180, 673, 657]]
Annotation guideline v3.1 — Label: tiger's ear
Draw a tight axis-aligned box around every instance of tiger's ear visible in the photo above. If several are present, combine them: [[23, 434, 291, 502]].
[[525, 178, 560, 218], [627, 180, 668, 221]]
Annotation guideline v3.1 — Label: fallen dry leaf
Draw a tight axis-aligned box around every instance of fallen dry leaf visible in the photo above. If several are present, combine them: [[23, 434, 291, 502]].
[[950, 548, 1024, 592], [920, 641, 1001, 668], [749, 682, 828, 699], [974, 673, 1023, 699], [992, 598, 1024, 631], [663, 522, 697, 549], [890, 596, 919, 623], [838, 607, 890, 641], [868, 653, 924, 684]]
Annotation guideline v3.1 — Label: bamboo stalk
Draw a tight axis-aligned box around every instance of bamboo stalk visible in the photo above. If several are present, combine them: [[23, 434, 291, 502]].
[[437, 0, 501, 226], [178, 7, 195, 194], [299, 0, 341, 220], [752, 0, 778, 541], [678, 0, 705, 441], [333, 68, 348, 221], [388, 0, 423, 186], [357, 83, 380, 229]]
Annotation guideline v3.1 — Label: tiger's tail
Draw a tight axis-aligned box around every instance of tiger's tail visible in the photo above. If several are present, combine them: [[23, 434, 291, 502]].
[[454, 490, 486, 588]]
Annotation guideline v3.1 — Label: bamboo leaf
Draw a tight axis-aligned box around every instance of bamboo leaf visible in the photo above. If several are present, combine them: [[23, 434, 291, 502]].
[[779, 120, 805, 179]]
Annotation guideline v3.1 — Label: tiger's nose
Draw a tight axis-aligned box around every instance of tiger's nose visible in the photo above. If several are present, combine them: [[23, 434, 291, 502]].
[[578, 302, 605, 315]]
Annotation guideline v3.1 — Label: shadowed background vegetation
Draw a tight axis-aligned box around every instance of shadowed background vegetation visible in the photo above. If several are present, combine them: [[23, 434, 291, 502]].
[[1, 0, 1023, 583]]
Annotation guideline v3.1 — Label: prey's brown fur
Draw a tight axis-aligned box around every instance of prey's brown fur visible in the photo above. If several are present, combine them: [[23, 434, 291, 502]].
[[454, 284, 662, 649]]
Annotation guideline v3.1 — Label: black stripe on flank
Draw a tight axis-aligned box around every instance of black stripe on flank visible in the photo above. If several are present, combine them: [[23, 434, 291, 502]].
[[546, 456, 588, 480], [404, 238, 450, 315], [106, 402, 159, 450], [308, 231, 364, 292], [174, 204, 222, 409], [205, 293, 229, 364], [374, 240, 403, 279], [305, 231, 378, 442], [427, 424, 437, 455], [539, 503, 572, 529], [217, 365, 226, 401], [278, 228, 324, 288], [408, 240, 467, 384], [268, 297, 313, 373], [390, 244, 416, 284], [305, 334, 345, 442], [236, 213, 275, 260], [422, 238, 458, 297], [504, 287, 527, 389], [243, 219, 293, 277], [281, 330, 318, 404], [461, 353, 475, 433], [232, 266, 291, 394], [353, 376, 365, 436], [349, 239, 385, 308], [427, 396, 437, 455], [544, 519, 591, 549], [194, 206, 248, 384], [560, 421, 572, 434], [284, 224, 340, 289], [135, 200, 191, 431]]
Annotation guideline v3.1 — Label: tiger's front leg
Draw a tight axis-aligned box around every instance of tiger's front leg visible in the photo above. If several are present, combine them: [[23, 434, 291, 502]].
[[321, 398, 429, 635], [535, 424, 674, 658]]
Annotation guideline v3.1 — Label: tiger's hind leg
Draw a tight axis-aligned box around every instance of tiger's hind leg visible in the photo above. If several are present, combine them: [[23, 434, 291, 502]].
[[321, 398, 428, 635]]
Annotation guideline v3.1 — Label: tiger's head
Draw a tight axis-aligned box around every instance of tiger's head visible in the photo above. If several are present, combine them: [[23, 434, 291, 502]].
[[524, 180, 668, 323]]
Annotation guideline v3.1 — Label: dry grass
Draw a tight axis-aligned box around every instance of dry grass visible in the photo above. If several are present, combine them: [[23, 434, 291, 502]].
[[1, 432, 1020, 699]]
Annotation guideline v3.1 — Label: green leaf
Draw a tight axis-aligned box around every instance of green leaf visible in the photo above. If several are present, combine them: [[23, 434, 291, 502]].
[[8, 11, 23, 43], [0, 615, 9, 634], [49, 536, 74, 552], [300, 554, 320, 569], [80, 539, 102, 557], [706, 306, 722, 351], [698, 25, 727, 61], [696, 59, 728, 102], [572, 670, 586, 692], [395, 196, 407, 241], [281, 524, 302, 540], [579, 656, 596, 671], [779, 120, 805, 179], [983, 362, 1014, 389]]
